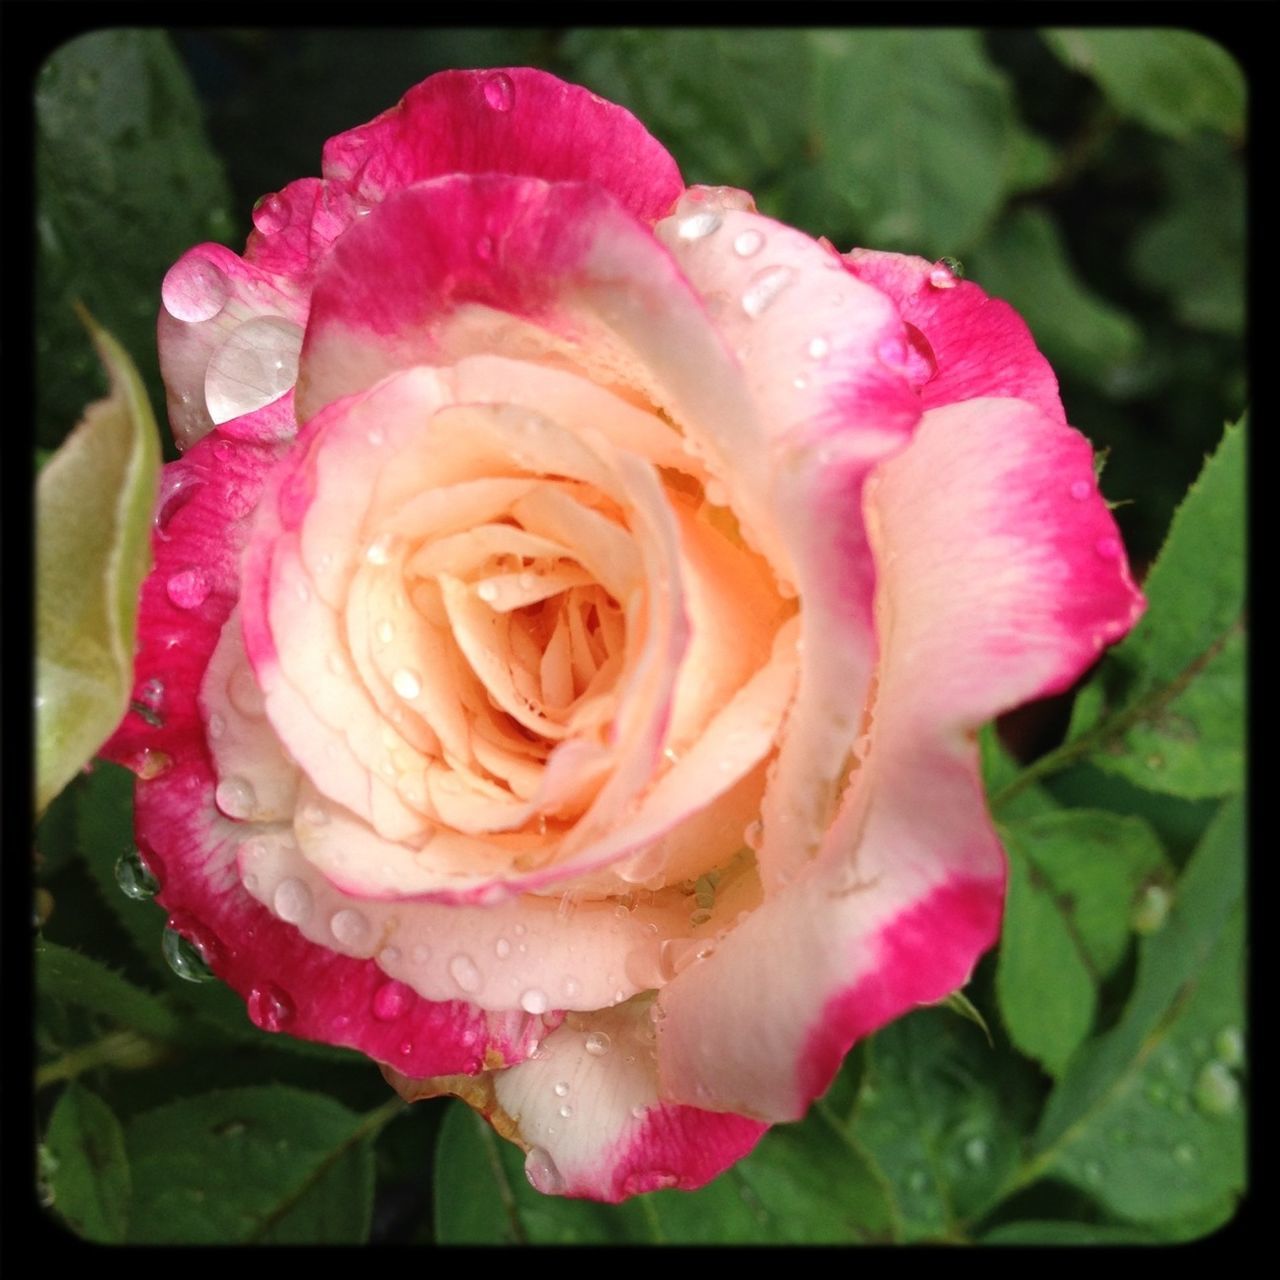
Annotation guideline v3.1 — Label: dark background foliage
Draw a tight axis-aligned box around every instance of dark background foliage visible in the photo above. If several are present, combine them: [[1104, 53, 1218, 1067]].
[[32, 27, 1246, 1244]]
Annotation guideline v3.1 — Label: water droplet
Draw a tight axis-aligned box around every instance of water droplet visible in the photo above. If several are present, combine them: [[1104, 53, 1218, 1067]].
[[962, 1136, 989, 1167], [553, 1081, 570, 1098], [732, 229, 764, 258], [521, 988, 550, 1015], [162, 255, 230, 323], [114, 848, 160, 900], [907, 1167, 929, 1193], [137, 677, 165, 717], [793, 375, 808, 390], [807, 336, 830, 360], [483, 72, 515, 111], [558, 1104, 573, 1119], [166, 567, 213, 609], [744, 818, 764, 850], [1193, 1061, 1240, 1116], [1083, 1160, 1103, 1183], [477, 580, 499, 603], [928, 258, 961, 289], [1146, 1080, 1170, 1105], [162, 926, 217, 982], [1173, 1143, 1196, 1167], [215, 775, 257, 820], [135, 747, 173, 780], [228, 664, 266, 719], [247, 982, 294, 1031], [1070, 479, 1092, 500], [524, 1146, 564, 1194], [495, 937, 511, 960], [741, 265, 795, 317], [272, 877, 313, 924], [373, 980, 413, 1021], [1095, 536, 1121, 561], [205, 316, 304, 425], [365, 534, 395, 566], [1214, 1026, 1244, 1068], [584, 1031, 612, 1057], [392, 669, 422, 701], [631, 1104, 648, 1120], [676, 212, 722, 241], [330, 908, 371, 948], [450, 953, 482, 993], [252, 192, 291, 236], [411, 944, 431, 965], [206, 712, 226, 740], [376, 619, 395, 645]]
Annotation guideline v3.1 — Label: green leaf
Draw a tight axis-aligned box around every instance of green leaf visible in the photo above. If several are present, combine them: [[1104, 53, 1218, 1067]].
[[810, 30, 1033, 254], [434, 1086, 896, 1244], [1043, 30, 1245, 140], [1029, 797, 1245, 1224], [124, 1087, 395, 1243], [36, 29, 233, 449], [35, 317, 160, 815], [965, 208, 1142, 386], [849, 1008, 1037, 1241], [36, 939, 184, 1043], [44, 1084, 132, 1242], [996, 811, 1171, 1077], [1074, 418, 1245, 798], [982, 1219, 1160, 1244], [1131, 135, 1244, 335], [559, 29, 810, 191]]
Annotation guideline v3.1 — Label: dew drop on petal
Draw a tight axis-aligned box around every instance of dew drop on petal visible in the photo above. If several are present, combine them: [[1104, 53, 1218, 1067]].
[[252, 193, 291, 236], [330, 908, 371, 949], [272, 877, 313, 924], [494, 937, 511, 960], [558, 1104, 573, 1119], [584, 1031, 612, 1057], [1070, 479, 1093, 501], [247, 982, 294, 1032], [114, 848, 160, 900], [676, 212, 722, 241], [166, 567, 213, 609], [741, 265, 795, 317], [732, 229, 764, 258], [376, 619, 395, 645], [392, 669, 422, 700], [228, 664, 267, 719], [372, 980, 413, 1021], [1095, 537, 1121, 560], [205, 316, 304, 425], [365, 534, 395, 566], [553, 1081, 570, 1098], [520, 988, 550, 1015], [807, 336, 830, 360], [482, 71, 515, 111], [524, 1147, 564, 1194], [449, 953, 482, 993], [206, 712, 226, 740], [215, 776, 257, 820], [162, 255, 230, 323], [477, 580, 499, 603]]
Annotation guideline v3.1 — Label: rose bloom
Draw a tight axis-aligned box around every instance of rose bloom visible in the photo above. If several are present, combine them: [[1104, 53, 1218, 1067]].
[[103, 68, 1144, 1201]]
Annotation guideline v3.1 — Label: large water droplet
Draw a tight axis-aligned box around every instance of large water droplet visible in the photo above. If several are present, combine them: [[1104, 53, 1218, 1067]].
[[215, 776, 257, 820], [524, 1146, 564, 1194], [392, 669, 422, 700], [115, 848, 160, 900], [676, 212, 722, 241], [584, 1031, 612, 1057], [247, 982, 294, 1032], [373, 980, 413, 1021], [330, 908, 371, 948], [520, 988, 550, 1015], [272, 877, 313, 924], [162, 926, 217, 982], [483, 72, 515, 112], [252, 192, 291, 236], [733, 229, 764, 258], [1193, 1061, 1240, 1116], [205, 316, 304, 425], [741, 265, 795, 318], [166, 567, 213, 610], [928, 258, 961, 289], [162, 256, 230, 323], [449, 953, 482, 993]]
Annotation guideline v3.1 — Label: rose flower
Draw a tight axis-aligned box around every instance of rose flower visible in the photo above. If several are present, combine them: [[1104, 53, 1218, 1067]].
[[103, 68, 1144, 1201]]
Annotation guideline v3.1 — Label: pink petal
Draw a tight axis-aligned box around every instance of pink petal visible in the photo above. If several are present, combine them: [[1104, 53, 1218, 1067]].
[[321, 67, 683, 226], [843, 248, 1067, 425], [656, 397, 1144, 1120]]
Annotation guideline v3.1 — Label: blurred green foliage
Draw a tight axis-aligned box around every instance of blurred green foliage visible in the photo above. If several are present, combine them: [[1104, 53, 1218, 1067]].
[[34, 28, 1246, 1244]]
